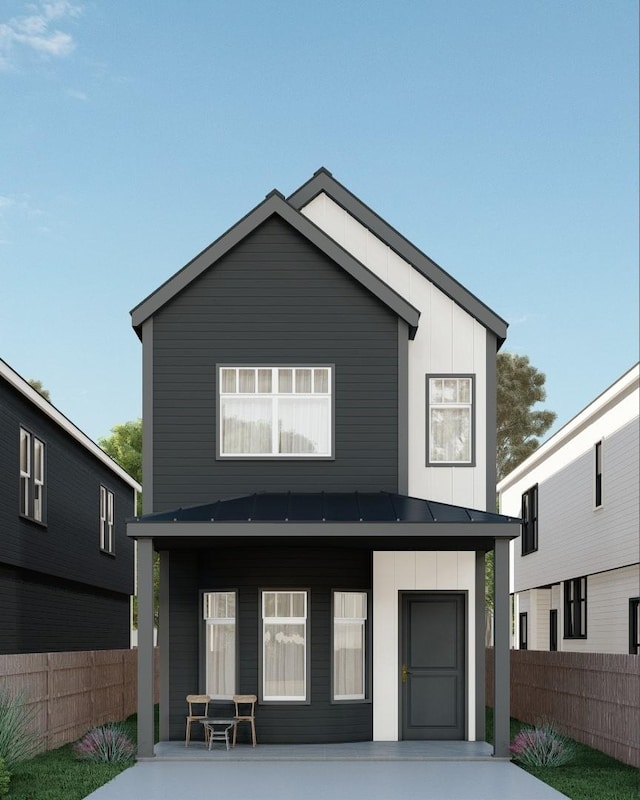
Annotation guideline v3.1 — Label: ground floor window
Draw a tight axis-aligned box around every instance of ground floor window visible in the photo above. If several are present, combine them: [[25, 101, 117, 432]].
[[204, 591, 236, 699], [630, 597, 640, 655], [262, 590, 308, 702], [333, 591, 367, 700], [564, 577, 587, 639], [549, 609, 558, 651], [518, 612, 528, 650]]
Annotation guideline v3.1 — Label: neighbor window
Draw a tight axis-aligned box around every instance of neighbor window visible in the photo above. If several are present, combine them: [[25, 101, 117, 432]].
[[630, 598, 640, 655], [564, 577, 587, 639], [262, 591, 307, 702], [333, 591, 367, 701], [594, 440, 603, 508], [549, 609, 558, 651], [219, 366, 332, 457], [19, 428, 46, 523], [518, 612, 528, 650], [521, 485, 538, 555], [204, 591, 236, 699], [427, 376, 474, 464], [99, 486, 115, 553]]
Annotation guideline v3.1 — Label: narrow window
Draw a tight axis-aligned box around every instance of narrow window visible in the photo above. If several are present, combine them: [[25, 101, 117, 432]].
[[204, 591, 236, 698], [262, 590, 307, 702], [549, 609, 558, 651], [630, 598, 640, 655], [518, 612, 528, 650], [521, 485, 538, 555], [594, 440, 603, 508], [99, 486, 115, 553], [564, 577, 587, 639], [426, 376, 474, 465], [19, 428, 46, 523], [219, 366, 332, 458], [333, 591, 367, 700]]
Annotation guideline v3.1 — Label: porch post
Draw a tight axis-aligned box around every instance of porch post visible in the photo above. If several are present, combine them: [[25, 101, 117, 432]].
[[475, 550, 486, 741], [137, 536, 155, 758], [493, 537, 510, 757]]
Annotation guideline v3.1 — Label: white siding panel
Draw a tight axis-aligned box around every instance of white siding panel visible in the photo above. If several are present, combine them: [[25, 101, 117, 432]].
[[436, 551, 458, 588]]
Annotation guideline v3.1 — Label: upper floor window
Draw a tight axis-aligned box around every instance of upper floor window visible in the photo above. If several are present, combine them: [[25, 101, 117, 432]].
[[333, 591, 368, 701], [521, 485, 538, 555], [204, 591, 237, 699], [219, 366, 332, 458], [426, 376, 474, 465], [19, 428, 46, 523], [594, 440, 603, 508], [564, 576, 587, 639], [262, 590, 308, 702], [99, 486, 115, 554]]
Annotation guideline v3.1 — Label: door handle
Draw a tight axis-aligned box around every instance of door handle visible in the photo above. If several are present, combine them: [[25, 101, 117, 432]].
[[401, 664, 412, 683]]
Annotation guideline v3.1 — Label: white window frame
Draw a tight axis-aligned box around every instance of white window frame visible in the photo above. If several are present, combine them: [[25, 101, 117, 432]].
[[261, 590, 308, 702], [426, 375, 475, 466], [19, 427, 46, 523], [203, 591, 237, 700], [100, 486, 115, 554], [218, 366, 333, 458], [332, 591, 367, 701]]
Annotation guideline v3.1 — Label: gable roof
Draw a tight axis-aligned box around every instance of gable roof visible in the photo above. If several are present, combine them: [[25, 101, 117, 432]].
[[131, 189, 420, 338], [288, 168, 508, 345], [0, 358, 141, 492]]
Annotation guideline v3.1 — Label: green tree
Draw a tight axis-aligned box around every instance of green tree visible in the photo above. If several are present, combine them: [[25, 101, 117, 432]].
[[27, 379, 51, 402], [496, 352, 556, 482]]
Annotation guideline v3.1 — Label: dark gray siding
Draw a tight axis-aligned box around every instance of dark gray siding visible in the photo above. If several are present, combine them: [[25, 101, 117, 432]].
[[0, 563, 130, 654], [0, 379, 135, 597], [152, 215, 399, 509], [168, 546, 372, 743]]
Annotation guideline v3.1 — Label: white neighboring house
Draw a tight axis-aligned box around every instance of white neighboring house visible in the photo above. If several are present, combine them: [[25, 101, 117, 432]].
[[498, 363, 639, 654]]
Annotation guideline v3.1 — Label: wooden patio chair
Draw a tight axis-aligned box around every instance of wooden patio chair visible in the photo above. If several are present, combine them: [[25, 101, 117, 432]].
[[185, 694, 210, 747], [232, 694, 257, 747]]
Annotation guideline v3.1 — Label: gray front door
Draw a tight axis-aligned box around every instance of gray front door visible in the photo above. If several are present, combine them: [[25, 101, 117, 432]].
[[400, 592, 465, 740]]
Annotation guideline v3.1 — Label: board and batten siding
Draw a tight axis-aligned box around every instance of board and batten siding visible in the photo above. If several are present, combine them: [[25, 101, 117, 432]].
[[166, 546, 372, 743], [372, 551, 477, 741], [150, 215, 400, 510], [300, 192, 489, 510]]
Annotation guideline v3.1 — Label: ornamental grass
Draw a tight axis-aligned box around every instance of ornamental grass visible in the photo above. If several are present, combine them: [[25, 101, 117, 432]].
[[72, 724, 136, 764]]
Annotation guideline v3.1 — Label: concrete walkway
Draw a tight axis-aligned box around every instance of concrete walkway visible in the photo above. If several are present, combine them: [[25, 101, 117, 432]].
[[83, 742, 568, 800]]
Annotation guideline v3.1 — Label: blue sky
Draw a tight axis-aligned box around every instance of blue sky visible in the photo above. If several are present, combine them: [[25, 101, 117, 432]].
[[1, 0, 638, 444]]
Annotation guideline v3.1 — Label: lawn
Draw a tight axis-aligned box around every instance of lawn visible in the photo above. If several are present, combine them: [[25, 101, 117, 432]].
[[5, 709, 158, 800], [485, 708, 639, 800]]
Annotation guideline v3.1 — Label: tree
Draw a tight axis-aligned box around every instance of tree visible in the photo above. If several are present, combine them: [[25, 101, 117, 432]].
[[496, 352, 556, 482], [27, 379, 51, 402]]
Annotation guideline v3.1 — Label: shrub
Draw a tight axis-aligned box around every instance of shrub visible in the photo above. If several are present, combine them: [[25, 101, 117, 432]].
[[0, 756, 10, 799], [0, 687, 42, 769], [73, 724, 136, 763], [510, 721, 576, 767]]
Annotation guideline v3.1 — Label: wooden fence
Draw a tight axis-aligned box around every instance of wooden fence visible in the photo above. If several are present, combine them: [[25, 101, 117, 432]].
[[0, 649, 159, 752], [486, 648, 640, 767]]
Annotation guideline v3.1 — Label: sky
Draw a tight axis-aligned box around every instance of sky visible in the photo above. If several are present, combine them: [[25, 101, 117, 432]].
[[1, 0, 638, 446]]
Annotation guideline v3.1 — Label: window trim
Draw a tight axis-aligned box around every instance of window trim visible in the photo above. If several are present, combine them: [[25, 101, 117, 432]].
[[331, 590, 371, 704], [594, 440, 603, 509], [629, 597, 640, 655], [564, 576, 587, 639], [259, 589, 310, 704], [99, 485, 115, 555], [19, 426, 47, 525], [521, 484, 539, 555], [425, 374, 476, 467], [217, 364, 335, 460], [518, 612, 528, 650], [203, 590, 238, 700]]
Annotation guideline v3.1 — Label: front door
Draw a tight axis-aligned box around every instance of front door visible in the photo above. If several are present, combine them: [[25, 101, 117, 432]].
[[400, 592, 465, 740]]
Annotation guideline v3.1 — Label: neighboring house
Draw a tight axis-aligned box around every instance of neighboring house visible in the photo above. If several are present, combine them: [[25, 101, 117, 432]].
[[127, 167, 520, 757], [0, 358, 141, 654], [498, 363, 639, 654]]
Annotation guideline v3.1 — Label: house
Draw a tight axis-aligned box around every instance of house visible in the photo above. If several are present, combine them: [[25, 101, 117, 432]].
[[498, 363, 639, 654], [0, 358, 141, 654], [127, 168, 520, 758]]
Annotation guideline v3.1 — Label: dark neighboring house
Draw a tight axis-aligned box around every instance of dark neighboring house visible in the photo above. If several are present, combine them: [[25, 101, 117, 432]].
[[128, 168, 520, 757], [0, 358, 141, 654]]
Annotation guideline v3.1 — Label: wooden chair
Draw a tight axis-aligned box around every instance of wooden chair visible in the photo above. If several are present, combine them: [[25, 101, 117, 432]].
[[185, 694, 210, 747], [232, 694, 257, 747]]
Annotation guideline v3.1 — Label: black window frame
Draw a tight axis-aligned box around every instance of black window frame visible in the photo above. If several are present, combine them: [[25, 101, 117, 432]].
[[549, 609, 558, 651], [518, 612, 528, 650], [594, 440, 603, 508], [521, 485, 538, 555], [629, 597, 640, 655], [564, 576, 587, 639]]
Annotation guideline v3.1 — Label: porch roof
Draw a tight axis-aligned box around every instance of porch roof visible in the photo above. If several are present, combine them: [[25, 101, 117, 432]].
[[127, 492, 520, 545]]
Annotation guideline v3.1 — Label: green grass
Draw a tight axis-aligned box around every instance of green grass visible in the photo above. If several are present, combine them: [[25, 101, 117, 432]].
[[6, 707, 158, 800], [486, 708, 639, 800]]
